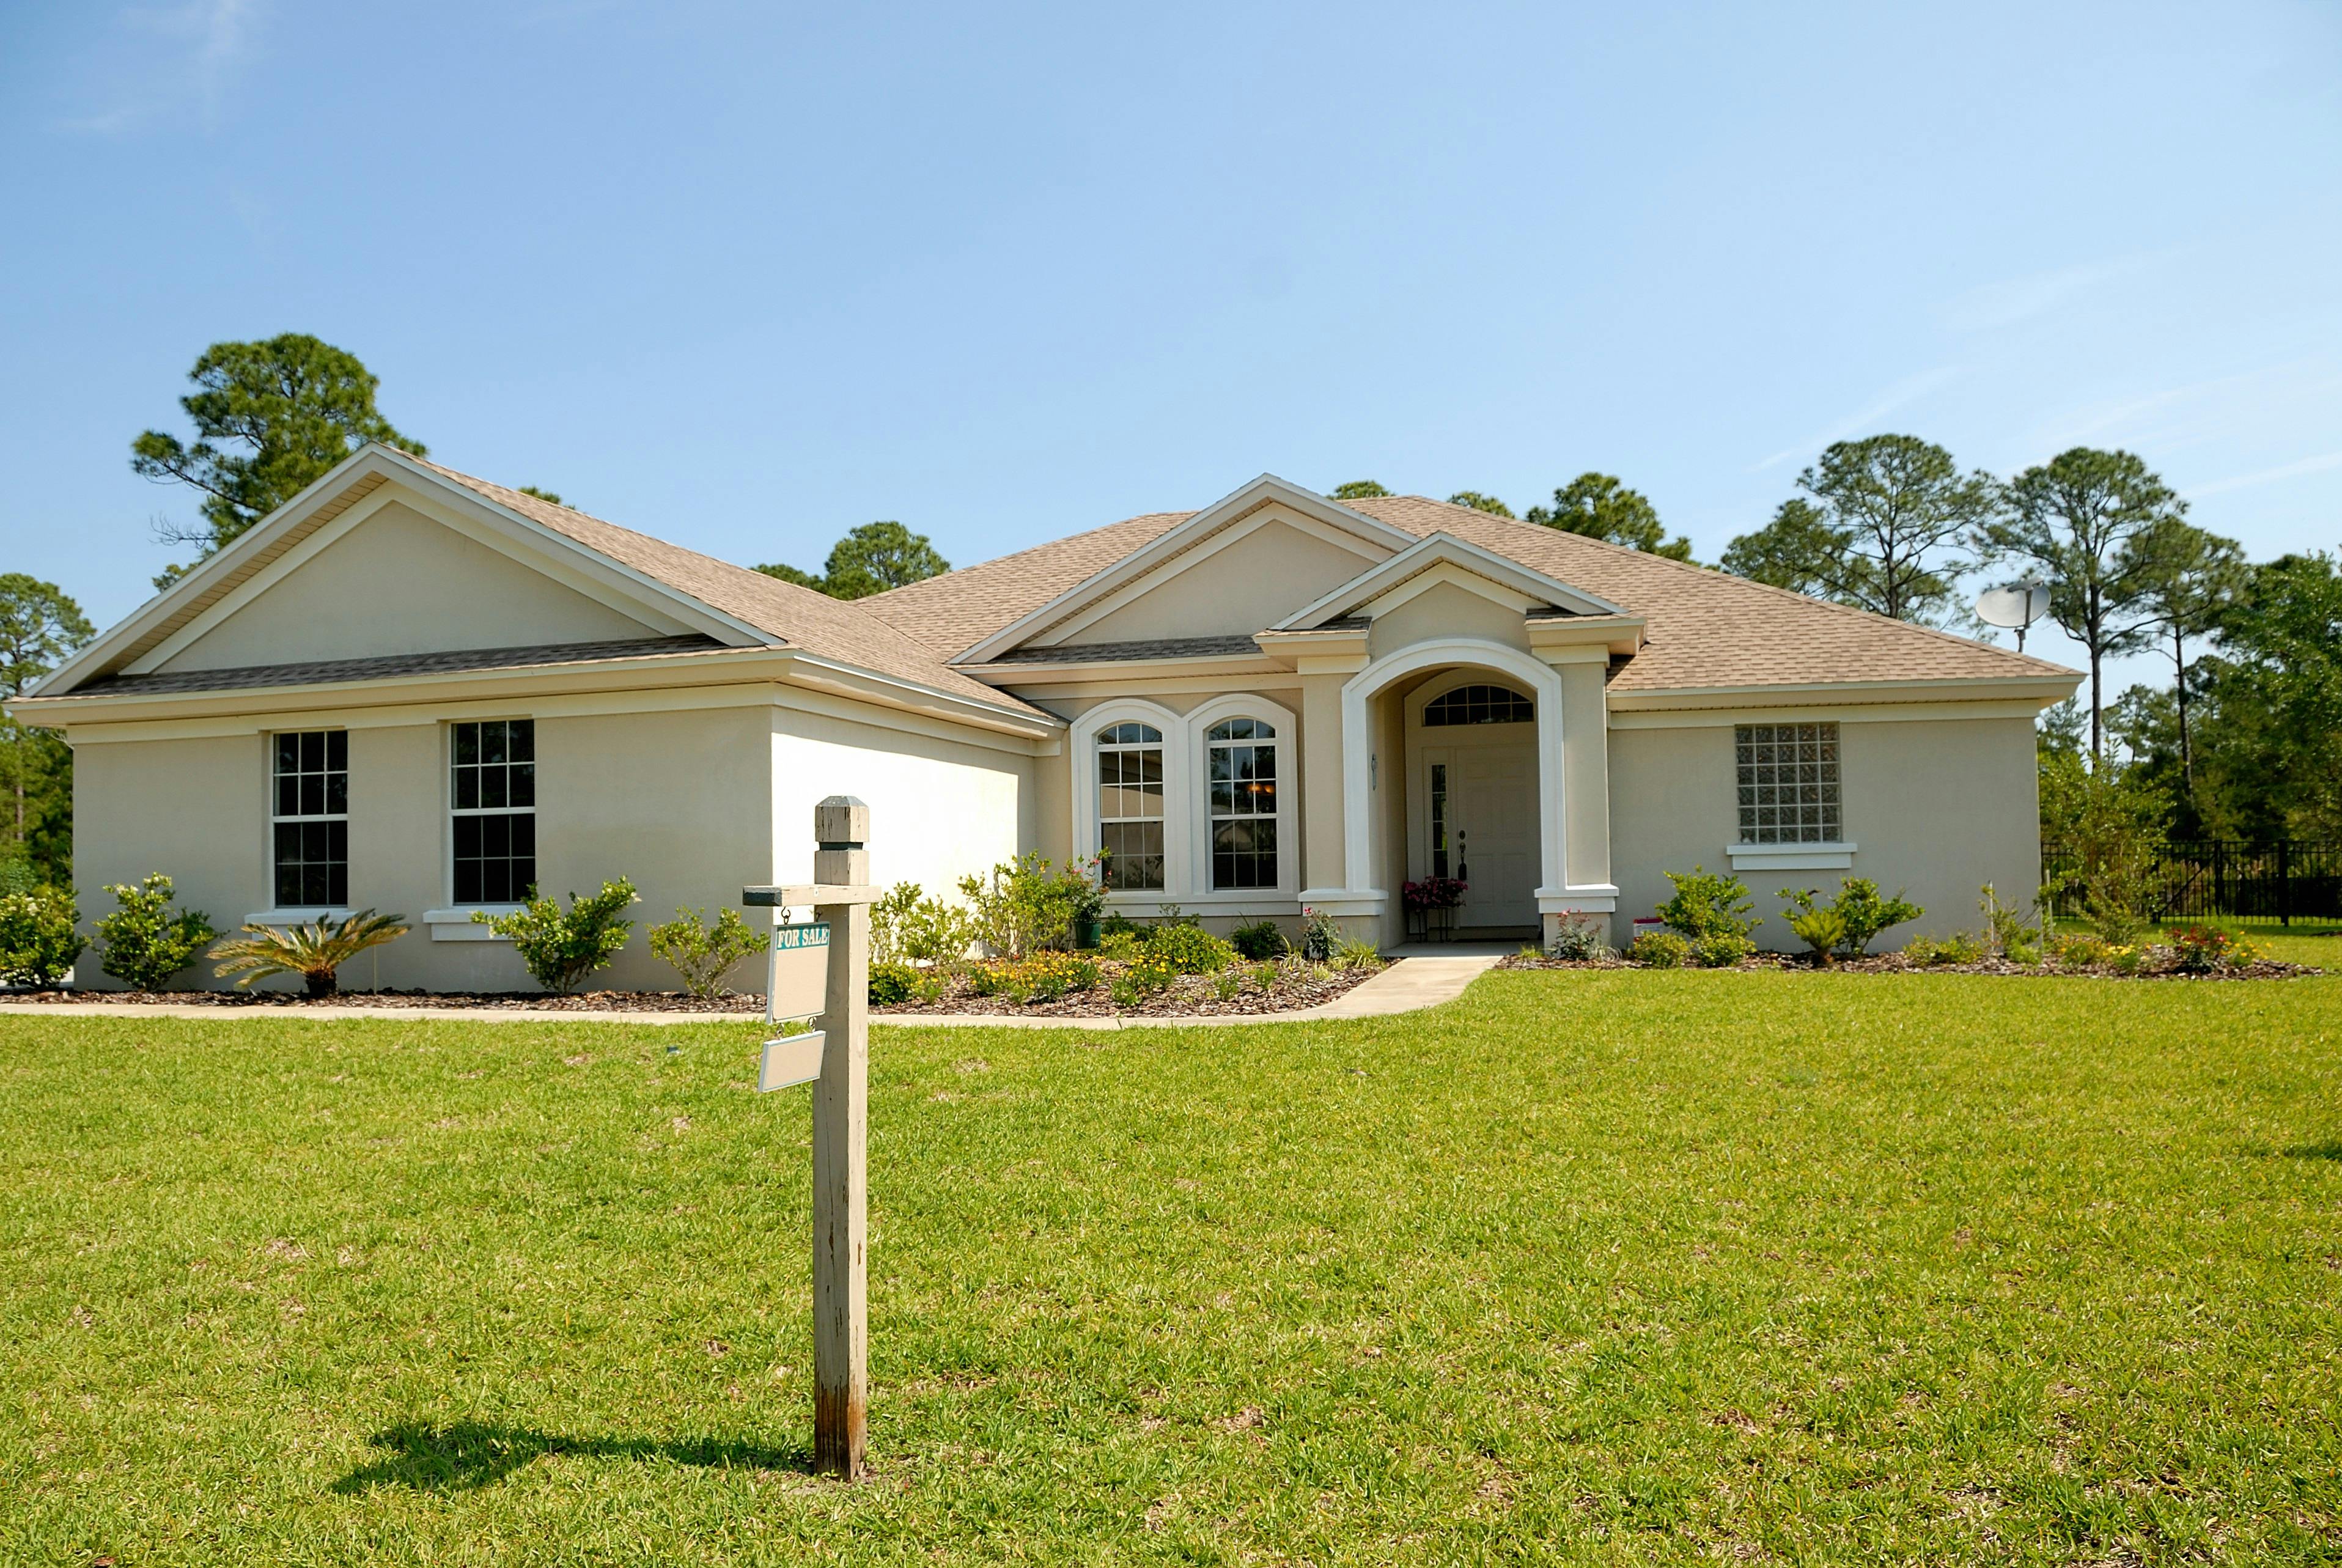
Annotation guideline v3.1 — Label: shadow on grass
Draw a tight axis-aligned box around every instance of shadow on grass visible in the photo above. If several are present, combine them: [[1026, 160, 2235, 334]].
[[333, 1421, 811, 1493], [2280, 1141, 2342, 1161]]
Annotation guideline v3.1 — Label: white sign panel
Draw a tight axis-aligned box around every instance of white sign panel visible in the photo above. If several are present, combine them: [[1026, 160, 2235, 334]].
[[758, 1030, 826, 1092]]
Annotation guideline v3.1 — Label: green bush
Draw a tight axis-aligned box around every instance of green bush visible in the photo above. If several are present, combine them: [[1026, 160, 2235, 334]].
[[474, 878, 639, 993], [1547, 913, 1610, 961], [1230, 919, 1287, 961], [1779, 878, 1923, 960], [1331, 935, 1384, 972], [1145, 922, 1235, 975], [957, 854, 1101, 957], [649, 907, 768, 998], [2167, 924, 2259, 973], [868, 960, 918, 1006], [1004, 952, 1100, 1003], [1124, 952, 1178, 995], [1691, 932, 1754, 968], [2053, 932, 2113, 970], [1097, 929, 1143, 960], [1783, 906, 1847, 965], [97, 874, 216, 992], [1904, 931, 1986, 966], [0, 885, 83, 987], [1978, 885, 2042, 964], [870, 883, 922, 966], [1658, 866, 1760, 941], [1629, 929, 1689, 968]]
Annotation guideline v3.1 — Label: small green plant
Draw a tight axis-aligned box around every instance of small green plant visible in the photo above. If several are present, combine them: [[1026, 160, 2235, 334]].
[[1124, 952, 1178, 995], [1097, 929, 1143, 961], [209, 909, 411, 997], [1248, 961, 1278, 991], [1691, 932, 1754, 968], [868, 960, 918, 1006], [1108, 976, 1143, 1009], [1659, 866, 1760, 941], [649, 907, 769, 998], [1298, 906, 1342, 961], [1783, 905, 1847, 966], [2053, 932, 2113, 970], [1230, 919, 1287, 961], [97, 874, 216, 992], [474, 878, 639, 993], [2086, 886, 2150, 946], [898, 892, 974, 970], [0, 885, 83, 987], [1630, 929, 1690, 968], [911, 972, 948, 1004], [1978, 885, 2042, 965], [870, 883, 923, 966], [1546, 913, 1611, 961], [1146, 922, 1235, 975], [1780, 878, 1923, 959], [1213, 970, 1245, 1001], [1331, 935, 1385, 972], [1001, 952, 1100, 1003], [1904, 931, 1986, 966], [2108, 943, 2146, 976]]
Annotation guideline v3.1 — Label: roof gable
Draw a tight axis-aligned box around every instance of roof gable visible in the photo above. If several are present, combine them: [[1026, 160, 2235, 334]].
[[1270, 531, 1630, 630]]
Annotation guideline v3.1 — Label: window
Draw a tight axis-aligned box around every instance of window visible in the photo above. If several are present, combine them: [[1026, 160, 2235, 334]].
[[1424, 683, 1533, 726], [1096, 721, 1163, 891], [1205, 716, 1278, 889], [1429, 762, 1449, 878], [1736, 723, 1841, 844], [272, 730, 347, 907], [451, 719, 536, 904]]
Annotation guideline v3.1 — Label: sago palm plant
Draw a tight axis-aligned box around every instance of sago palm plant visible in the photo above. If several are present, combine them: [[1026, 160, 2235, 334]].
[[209, 909, 411, 997]]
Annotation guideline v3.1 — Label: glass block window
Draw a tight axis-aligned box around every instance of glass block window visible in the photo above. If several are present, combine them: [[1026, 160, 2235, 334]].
[[451, 719, 536, 904], [1096, 721, 1164, 891], [1735, 723, 1841, 844], [1424, 684, 1534, 726], [1206, 716, 1278, 889], [271, 729, 347, 907]]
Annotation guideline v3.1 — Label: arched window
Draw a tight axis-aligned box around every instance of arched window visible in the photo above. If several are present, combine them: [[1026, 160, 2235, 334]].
[[1096, 721, 1165, 889], [1424, 683, 1534, 726], [1204, 717, 1278, 889]]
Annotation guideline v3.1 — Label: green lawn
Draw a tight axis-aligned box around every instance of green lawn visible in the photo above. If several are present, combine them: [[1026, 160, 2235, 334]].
[[4, 971, 2340, 1566]]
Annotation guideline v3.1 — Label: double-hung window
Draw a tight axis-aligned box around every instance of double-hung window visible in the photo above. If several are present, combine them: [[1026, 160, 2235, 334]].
[[1735, 722, 1841, 844], [1206, 717, 1278, 889], [272, 730, 347, 907], [1096, 721, 1165, 891], [451, 719, 536, 904]]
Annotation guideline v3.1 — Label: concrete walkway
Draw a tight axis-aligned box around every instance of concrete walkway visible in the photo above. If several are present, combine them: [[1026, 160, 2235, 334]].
[[0, 950, 1510, 1031]]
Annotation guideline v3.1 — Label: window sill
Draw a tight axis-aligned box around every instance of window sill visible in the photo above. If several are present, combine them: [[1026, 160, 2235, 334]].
[[243, 908, 355, 928], [423, 906, 525, 943], [1725, 841, 1857, 872]]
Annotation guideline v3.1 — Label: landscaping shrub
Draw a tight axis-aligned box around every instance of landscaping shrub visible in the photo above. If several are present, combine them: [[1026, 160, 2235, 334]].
[[1630, 929, 1689, 968], [1658, 866, 1760, 941], [868, 960, 918, 1006], [1777, 878, 1924, 962], [1146, 922, 1235, 975], [1124, 952, 1177, 995], [870, 883, 922, 966], [1691, 932, 1754, 968], [649, 907, 768, 997], [209, 909, 410, 997], [0, 885, 83, 987], [1904, 931, 1986, 966], [2167, 924, 2261, 973], [1248, 961, 1278, 991], [898, 892, 975, 969], [957, 854, 1102, 957], [1546, 913, 1611, 961], [1097, 929, 1143, 960], [1213, 970, 1245, 1001], [1783, 905, 1847, 965], [1230, 919, 1287, 961], [1298, 905, 1342, 961], [1003, 952, 1099, 1003], [97, 874, 216, 991], [1332, 935, 1385, 972], [2053, 933, 2113, 970], [1978, 885, 2042, 965], [473, 878, 639, 993]]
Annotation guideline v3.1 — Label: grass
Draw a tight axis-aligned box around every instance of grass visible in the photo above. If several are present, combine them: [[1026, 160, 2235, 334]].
[[4, 969, 2340, 1565]]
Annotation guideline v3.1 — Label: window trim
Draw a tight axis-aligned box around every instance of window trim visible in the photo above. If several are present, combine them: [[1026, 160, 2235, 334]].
[[1074, 699, 1189, 901], [1733, 721, 1844, 846], [1095, 718, 1169, 894], [266, 727, 349, 914], [429, 716, 538, 941], [1182, 693, 1298, 903]]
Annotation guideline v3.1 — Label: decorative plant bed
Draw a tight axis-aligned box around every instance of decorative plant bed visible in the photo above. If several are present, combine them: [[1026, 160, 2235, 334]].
[[874, 958, 1381, 1018], [0, 988, 765, 1012], [1498, 949, 2323, 981]]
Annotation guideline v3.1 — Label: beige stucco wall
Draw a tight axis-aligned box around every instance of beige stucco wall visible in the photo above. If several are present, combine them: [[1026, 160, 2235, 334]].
[[1607, 712, 2041, 949], [161, 501, 660, 673], [1046, 517, 1378, 646], [72, 732, 267, 985], [1366, 582, 1530, 661]]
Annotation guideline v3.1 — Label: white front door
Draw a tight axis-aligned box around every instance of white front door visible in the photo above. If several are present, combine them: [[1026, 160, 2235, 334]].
[[1425, 740, 1539, 929]]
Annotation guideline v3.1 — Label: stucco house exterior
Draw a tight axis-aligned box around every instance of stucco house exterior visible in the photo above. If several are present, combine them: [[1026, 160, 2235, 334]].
[[12, 446, 2079, 990]]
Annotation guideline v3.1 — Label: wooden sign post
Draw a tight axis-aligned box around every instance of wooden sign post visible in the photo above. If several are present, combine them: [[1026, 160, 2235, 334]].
[[744, 795, 880, 1480]]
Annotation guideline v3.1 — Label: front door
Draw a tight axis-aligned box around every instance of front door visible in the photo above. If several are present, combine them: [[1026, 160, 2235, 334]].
[[1424, 741, 1539, 930]]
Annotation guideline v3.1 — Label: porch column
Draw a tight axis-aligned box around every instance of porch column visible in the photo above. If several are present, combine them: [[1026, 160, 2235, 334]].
[[1298, 671, 1349, 896], [1537, 649, 1619, 946]]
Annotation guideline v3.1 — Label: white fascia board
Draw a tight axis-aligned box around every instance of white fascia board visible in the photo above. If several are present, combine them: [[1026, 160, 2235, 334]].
[[1606, 673, 2082, 712], [953, 474, 1417, 665], [1270, 531, 1628, 631]]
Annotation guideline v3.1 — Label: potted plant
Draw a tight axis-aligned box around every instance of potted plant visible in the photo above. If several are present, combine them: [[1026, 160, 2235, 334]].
[[1069, 852, 1107, 950], [1402, 877, 1467, 942]]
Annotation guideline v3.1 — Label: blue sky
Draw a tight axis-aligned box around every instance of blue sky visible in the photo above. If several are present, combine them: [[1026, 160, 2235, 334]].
[[3, 1, 2338, 694]]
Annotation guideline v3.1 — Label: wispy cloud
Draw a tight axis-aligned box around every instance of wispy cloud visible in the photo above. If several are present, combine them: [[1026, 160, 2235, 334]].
[[1937, 255, 2151, 334], [1750, 366, 1961, 471], [2031, 360, 2342, 456], [53, 0, 260, 136], [2186, 449, 2342, 499]]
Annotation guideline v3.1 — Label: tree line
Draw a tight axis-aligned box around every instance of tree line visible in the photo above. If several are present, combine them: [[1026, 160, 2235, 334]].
[[0, 334, 2331, 891]]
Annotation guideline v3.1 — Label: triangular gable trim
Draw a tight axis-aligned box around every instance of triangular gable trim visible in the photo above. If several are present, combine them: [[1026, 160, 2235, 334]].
[[951, 474, 1418, 664], [1269, 531, 1630, 630], [36, 444, 776, 696]]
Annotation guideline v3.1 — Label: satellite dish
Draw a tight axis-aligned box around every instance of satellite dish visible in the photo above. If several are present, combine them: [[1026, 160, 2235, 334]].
[[1975, 580, 2052, 650]]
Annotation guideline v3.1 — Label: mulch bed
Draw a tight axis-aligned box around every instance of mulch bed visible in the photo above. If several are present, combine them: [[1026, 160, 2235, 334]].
[[0, 988, 763, 1012], [1498, 951, 2324, 981], [873, 962, 1379, 1018]]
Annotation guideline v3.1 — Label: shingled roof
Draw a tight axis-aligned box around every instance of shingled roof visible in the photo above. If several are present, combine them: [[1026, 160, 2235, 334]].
[[862, 494, 2074, 691]]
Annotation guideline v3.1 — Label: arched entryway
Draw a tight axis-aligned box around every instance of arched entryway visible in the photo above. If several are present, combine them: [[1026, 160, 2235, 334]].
[[1406, 676, 1541, 933]]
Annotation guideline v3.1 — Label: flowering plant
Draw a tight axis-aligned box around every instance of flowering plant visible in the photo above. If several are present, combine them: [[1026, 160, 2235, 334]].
[[1402, 877, 1468, 911]]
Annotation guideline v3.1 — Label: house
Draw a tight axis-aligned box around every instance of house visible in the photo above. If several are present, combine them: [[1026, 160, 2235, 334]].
[[12, 446, 2079, 990]]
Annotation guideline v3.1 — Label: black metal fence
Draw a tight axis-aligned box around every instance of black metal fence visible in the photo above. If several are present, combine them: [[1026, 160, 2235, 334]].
[[2045, 840, 2342, 927]]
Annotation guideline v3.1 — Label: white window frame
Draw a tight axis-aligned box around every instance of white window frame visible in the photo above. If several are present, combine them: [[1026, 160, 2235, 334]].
[[425, 716, 539, 942], [1074, 699, 1187, 905], [1183, 693, 1298, 906], [250, 727, 352, 924]]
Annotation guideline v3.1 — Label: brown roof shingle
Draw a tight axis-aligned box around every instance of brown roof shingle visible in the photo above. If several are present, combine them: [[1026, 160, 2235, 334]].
[[861, 492, 2074, 692]]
